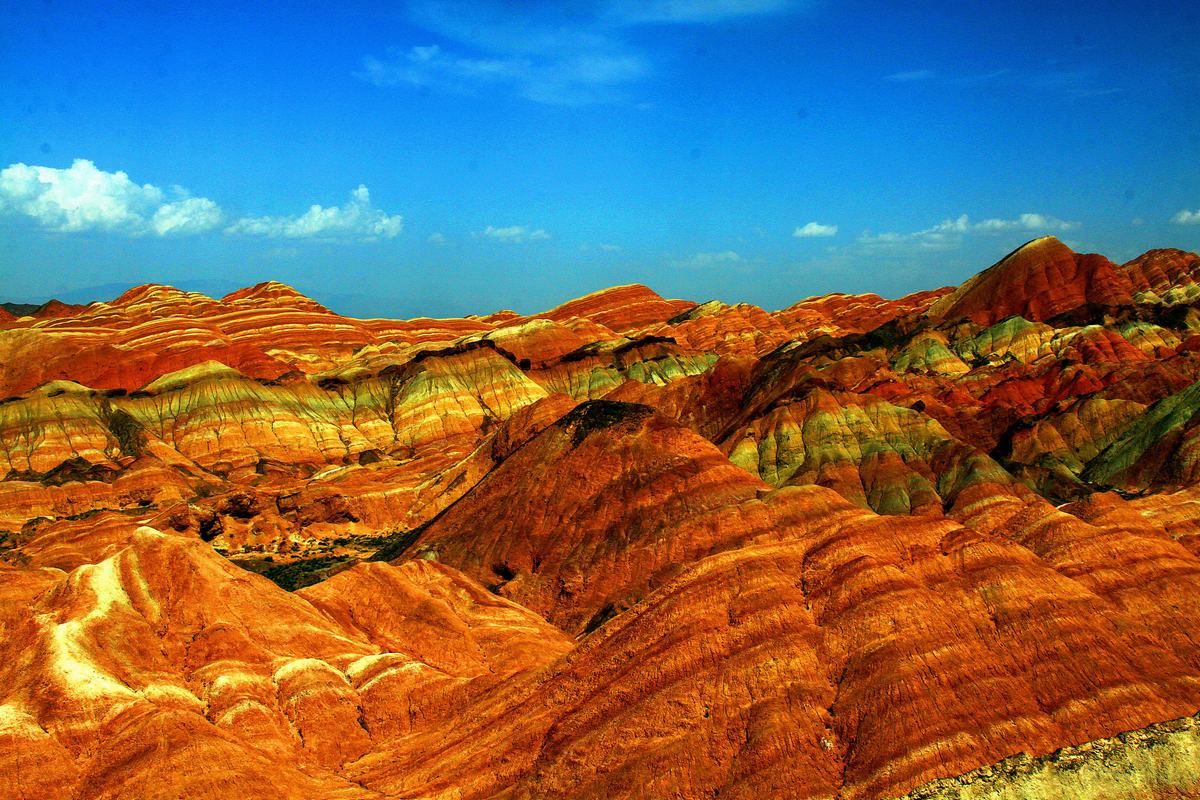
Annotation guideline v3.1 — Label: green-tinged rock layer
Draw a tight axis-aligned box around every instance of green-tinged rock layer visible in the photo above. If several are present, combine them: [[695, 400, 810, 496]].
[[1085, 379, 1200, 491], [896, 710, 1200, 800], [723, 388, 1014, 515]]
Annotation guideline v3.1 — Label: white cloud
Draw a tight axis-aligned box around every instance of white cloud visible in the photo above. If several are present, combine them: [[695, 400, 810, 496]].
[[359, 44, 646, 106], [883, 67, 1117, 98], [793, 221, 838, 238], [607, 0, 796, 24], [1172, 209, 1200, 225], [859, 212, 1078, 252], [152, 197, 222, 236], [359, 44, 530, 91], [224, 185, 403, 241], [599, 242, 623, 251], [428, 231, 448, 244], [474, 224, 550, 243], [675, 250, 743, 268], [885, 69, 935, 82], [972, 212, 1077, 232], [0, 158, 222, 236], [363, 1, 799, 105], [0, 159, 405, 245]]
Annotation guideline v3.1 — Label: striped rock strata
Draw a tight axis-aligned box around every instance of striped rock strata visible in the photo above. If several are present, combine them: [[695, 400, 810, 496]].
[[2, 239, 1200, 798]]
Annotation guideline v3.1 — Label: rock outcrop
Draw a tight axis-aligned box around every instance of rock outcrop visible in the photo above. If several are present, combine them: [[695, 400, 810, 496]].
[[3, 241, 1200, 798]]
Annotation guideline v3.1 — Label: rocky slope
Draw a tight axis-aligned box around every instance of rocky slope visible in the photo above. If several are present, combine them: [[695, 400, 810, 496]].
[[3, 237, 1200, 798]]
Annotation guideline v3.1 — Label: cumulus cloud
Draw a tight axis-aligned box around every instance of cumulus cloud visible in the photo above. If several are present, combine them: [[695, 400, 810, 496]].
[[0, 159, 406, 244], [224, 185, 403, 241], [474, 224, 551, 243], [152, 197, 223, 236], [599, 242, 623, 251], [859, 213, 1078, 252], [674, 250, 743, 268], [428, 232, 448, 244], [0, 159, 222, 236], [1172, 209, 1200, 225], [793, 221, 838, 238]]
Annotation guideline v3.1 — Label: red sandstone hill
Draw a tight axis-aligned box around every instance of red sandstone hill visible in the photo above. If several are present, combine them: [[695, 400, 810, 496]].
[[926, 236, 1132, 324], [0, 298, 88, 321], [31, 298, 89, 319], [3, 240, 1200, 798], [537, 282, 696, 332]]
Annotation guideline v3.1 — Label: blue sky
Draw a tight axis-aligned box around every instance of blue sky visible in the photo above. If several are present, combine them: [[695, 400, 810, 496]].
[[2, 0, 1198, 317]]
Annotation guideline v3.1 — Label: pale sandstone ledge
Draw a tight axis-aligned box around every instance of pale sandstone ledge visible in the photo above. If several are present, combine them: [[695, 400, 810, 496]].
[[897, 711, 1200, 800]]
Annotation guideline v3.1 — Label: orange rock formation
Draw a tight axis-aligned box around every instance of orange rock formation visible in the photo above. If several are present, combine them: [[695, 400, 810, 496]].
[[3, 237, 1200, 798]]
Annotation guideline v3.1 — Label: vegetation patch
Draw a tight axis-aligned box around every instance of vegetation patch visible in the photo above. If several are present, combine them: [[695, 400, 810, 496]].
[[0, 529, 30, 566], [559, 341, 608, 363], [217, 492, 260, 519], [612, 334, 676, 357], [557, 399, 655, 447], [410, 337, 519, 366], [253, 555, 350, 591], [367, 522, 431, 562], [4, 457, 121, 486], [93, 397, 146, 458], [667, 306, 701, 325], [581, 603, 618, 636], [1044, 300, 1200, 331]]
